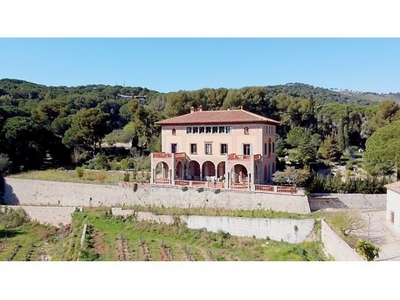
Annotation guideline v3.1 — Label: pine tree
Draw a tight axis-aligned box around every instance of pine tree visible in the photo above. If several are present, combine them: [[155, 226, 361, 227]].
[[327, 135, 342, 162], [297, 137, 316, 164], [307, 94, 318, 134]]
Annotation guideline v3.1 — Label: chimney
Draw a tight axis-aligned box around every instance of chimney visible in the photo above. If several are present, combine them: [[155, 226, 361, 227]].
[[198, 105, 203, 112], [190, 106, 195, 113]]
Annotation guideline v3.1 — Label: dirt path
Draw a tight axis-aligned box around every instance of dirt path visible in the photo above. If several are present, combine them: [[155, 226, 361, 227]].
[[140, 238, 152, 261], [115, 234, 130, 261], [159, 243, 174, 261], [93, 231, 110, 256], [198, 248, 212, 261]]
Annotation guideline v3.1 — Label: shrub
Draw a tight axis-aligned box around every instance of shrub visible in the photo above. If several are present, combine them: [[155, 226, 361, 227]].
[[95, 154, 110, 170], [95, 171, 107, 183], [356, 239, 380, 261], [85, 154, 110, 170], [345, 161, 354, 171], [84, 172, 96, 181], [75, 167, 84, 178], [145, 172, 151, 182], [0, 153, 12, 175], [123, 172, 130, 182], [132, 169, 137, 181], [133, 182, 138, 192], [0, 207, 27, 228], [120, 158, 135, 171], [136, 156, 151, 171], [109, 160, 118, 170]]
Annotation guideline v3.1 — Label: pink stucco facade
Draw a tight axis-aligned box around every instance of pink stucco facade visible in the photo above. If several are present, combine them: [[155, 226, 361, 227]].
[[150, 107, 280, 190]]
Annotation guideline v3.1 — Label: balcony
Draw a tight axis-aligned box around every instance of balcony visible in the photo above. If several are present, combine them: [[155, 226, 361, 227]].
[[153, 152, 172, 159], [174, 152, 190, 162], [227, 154, 261, 161]]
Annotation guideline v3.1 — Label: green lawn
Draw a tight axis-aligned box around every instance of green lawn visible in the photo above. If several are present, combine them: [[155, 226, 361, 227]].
[[8, 169, 128, 185]]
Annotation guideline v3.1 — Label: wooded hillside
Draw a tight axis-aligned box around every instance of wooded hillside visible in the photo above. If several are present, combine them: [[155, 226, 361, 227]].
[[1, 78, 399, 177]]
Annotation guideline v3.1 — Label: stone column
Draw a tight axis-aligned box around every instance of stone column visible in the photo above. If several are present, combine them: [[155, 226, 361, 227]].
[[171, 154, 175, 185], [250, 153, 255, 191], [224, 154, 229, 189], [150, 153, 154, 184]]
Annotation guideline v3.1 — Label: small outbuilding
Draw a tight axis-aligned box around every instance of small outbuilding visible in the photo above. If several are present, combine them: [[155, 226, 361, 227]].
[[386, 181, 400, 234]]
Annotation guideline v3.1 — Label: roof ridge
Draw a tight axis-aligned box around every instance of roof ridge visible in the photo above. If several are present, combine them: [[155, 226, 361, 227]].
[[155, 108, 280, 125], [240, 108, 275, 121]]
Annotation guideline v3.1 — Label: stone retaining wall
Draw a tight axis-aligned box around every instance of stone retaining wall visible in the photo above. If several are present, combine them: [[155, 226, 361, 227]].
[[321, 219, 363, 261], [112, 208, 314, 243], [186, 216, 314, 243], [3, 178, 311, 214], [4, 205, 77, 227]]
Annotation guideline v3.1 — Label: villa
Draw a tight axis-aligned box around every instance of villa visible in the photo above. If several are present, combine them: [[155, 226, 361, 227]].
[[149, 106, 295, 193]]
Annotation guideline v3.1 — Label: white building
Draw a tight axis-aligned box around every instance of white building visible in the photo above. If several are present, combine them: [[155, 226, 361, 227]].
[[386, 181, 400, 234]]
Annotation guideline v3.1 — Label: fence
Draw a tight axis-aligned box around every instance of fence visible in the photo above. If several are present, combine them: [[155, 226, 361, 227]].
[[153, 179, 298, 195]]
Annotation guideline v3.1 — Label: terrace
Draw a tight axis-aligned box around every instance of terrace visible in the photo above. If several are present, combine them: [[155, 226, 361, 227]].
[[153, 176, 298, 195]]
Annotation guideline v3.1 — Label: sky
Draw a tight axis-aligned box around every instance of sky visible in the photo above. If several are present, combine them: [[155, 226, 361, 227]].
[[1, 1, 400, 94], [1, 38, 399, 94]]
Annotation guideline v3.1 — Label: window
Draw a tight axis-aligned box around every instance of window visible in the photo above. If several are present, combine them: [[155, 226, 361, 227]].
[[212, 126, 218, 133], [243, 144, 251, 155], [226, 126, 232, 133], [171, 143, 177, 153], [220, 144, 228, 154], [272, 142, 275, 153], [193, 127, 199, 133], [206, 127, 211, 133], [205, 143, 212, 155], [186, 127, 192, 134], [244, 127, 249, 135], [268, 142, 272, 155], [172, 128, 176, 135], [264, 143, 267, 155], [199, 127, 205, 134], [219, 126, 225, 133], [390, 211, 395, 223], [190, 143, 197, 154]]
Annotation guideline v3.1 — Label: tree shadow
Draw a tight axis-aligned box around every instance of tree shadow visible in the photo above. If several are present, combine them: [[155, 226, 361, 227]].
[[0, 177, 20, 205], [0, 228, 25, 239]]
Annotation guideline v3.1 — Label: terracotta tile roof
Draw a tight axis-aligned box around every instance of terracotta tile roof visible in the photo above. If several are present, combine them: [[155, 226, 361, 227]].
[[386, 181, 400, 194], [156, 109, 280, 126]]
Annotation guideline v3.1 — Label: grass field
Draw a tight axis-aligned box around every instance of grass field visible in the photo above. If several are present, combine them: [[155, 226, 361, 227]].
[[8, 169, 130, 185], [0, 207, 329, 261], [8, 168, 151, 185]]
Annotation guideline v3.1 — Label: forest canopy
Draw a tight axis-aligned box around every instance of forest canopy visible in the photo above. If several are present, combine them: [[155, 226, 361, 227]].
[[1, 78, 399, 176]]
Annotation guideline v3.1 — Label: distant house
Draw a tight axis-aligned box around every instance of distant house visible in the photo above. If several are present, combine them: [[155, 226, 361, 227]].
[[386, 181, 400, 234], [150, 106, 282, 191]]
